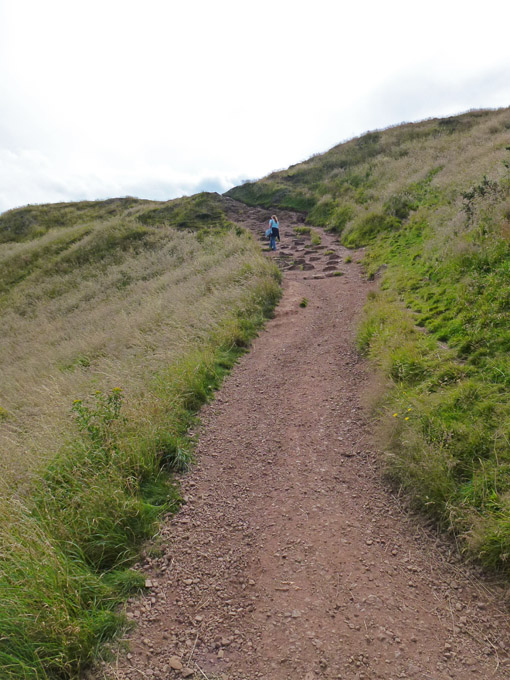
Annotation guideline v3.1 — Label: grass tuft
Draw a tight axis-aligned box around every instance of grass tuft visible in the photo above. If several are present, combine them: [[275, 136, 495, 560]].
[[310, 230, 322, 247]]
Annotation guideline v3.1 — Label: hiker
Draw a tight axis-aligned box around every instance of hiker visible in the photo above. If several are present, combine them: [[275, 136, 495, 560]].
[[268, 214, 280, 251]]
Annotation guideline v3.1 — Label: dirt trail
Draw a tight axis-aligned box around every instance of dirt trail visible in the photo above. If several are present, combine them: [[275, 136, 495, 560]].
[[98, 201, 510, 680]]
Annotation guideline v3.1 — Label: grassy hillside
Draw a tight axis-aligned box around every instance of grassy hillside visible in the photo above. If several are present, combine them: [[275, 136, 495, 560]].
[[5, 107, 510, 678], [0, 192, 280, 678], [228, 107, 510, 574]]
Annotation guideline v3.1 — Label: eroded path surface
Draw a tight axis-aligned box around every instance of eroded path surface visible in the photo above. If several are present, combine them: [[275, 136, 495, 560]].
[[99, 202, 510, 680]]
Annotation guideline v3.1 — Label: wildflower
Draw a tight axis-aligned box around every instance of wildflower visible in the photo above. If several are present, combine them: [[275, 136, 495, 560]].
[[405, 417, 409, 421], [407, 407, 412, 412], [393, 413, 398, 417]]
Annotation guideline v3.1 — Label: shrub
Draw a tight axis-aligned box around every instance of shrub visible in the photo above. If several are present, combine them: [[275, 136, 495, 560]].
[[383, 192, 418, 220]]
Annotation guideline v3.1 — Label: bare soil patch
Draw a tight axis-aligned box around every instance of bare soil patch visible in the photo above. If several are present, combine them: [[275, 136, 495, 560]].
[[96, 202, 510, 680]]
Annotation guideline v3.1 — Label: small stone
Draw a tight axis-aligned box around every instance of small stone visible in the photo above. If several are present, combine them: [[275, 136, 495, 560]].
[[291, 610, 301, 618], [169, 656, 183, 671], [145, 579, 152, 588], [182, 669, 194, 678]]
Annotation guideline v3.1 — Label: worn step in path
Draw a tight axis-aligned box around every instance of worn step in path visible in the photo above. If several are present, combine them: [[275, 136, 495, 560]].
[[97, 202, 510, 680]]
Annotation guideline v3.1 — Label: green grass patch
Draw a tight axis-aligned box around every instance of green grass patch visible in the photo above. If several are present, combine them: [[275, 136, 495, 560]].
[[358, 180, 510, 573], [344, 212, 402, 247], [324, 204, 355, 235], [138, 192, 234, 235], [310, 230, 322, 246], [225, 181, 315, 212], [293, 226, 311, 235]]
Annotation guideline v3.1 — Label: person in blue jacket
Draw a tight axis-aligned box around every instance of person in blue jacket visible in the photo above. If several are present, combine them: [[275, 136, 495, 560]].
[[268, 214, 280, 251]]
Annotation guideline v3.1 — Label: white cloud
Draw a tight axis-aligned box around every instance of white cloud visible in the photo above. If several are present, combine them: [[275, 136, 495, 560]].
[[0, 147, 236, 211], [1, 0, 510, 213]]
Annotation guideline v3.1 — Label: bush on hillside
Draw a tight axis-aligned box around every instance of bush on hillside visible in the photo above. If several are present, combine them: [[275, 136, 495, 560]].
[[383, 192, 418, 220]]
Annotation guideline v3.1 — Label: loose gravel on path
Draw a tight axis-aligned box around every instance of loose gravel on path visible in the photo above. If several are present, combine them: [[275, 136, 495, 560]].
[[96, 201, 510, 680]]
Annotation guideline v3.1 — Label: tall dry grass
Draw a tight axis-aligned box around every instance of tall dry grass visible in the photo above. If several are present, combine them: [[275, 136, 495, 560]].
[[0, 217, 275, 489]]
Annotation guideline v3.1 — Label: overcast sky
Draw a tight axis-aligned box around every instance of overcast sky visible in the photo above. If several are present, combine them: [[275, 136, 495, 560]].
[[1, 0, 510, 214]]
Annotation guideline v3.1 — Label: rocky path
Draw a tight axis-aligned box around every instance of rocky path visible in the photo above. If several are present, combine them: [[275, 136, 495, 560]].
[[97, 201, 510, 680]]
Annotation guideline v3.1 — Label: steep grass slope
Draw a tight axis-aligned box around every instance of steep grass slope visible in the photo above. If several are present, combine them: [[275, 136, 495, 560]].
[[228, 107, 510, 573], [0, 193, 280, 678]]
